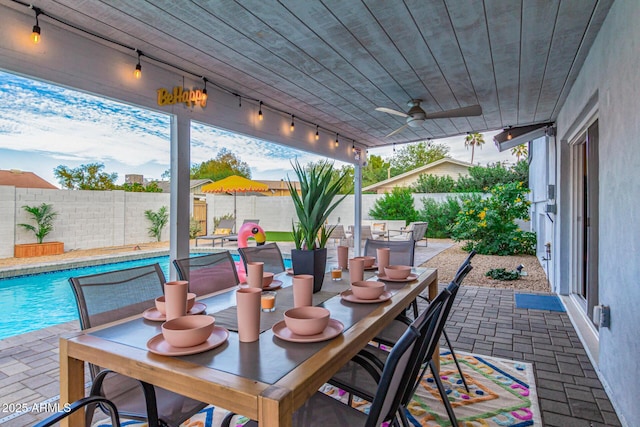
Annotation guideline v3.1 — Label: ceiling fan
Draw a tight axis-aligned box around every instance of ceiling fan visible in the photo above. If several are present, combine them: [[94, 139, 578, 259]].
[[375, 99, 482, 137]]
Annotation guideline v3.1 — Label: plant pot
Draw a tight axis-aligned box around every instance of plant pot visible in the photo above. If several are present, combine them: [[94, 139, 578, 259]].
[[14, 242, 64, 258], [291, 248, 328, 293]]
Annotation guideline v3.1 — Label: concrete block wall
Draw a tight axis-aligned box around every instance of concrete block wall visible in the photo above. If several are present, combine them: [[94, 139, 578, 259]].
[[2, 187, 171, 258]]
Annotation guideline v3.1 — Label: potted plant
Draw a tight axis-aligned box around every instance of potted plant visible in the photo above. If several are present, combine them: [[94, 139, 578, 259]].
[[15, 203, 64, 257], [287, 160, 349, 292]]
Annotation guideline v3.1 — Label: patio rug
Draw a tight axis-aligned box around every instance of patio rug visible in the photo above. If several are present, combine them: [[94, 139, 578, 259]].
[[93, 351, 541, 427], [515, 293, 565, 312]]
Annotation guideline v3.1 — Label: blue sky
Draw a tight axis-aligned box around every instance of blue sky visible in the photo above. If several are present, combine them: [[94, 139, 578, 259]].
[[0, 71, 513, 188]]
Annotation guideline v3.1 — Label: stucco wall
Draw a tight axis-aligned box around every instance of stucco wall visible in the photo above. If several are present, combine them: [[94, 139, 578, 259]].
[[554, 0, 640, 424]]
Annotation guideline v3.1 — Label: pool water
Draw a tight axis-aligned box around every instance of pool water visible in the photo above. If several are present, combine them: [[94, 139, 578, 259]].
[[0, 253, 291, 340]]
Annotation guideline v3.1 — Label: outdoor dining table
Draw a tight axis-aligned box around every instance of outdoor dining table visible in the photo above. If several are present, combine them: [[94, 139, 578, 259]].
[[59, 266, 437, 427]]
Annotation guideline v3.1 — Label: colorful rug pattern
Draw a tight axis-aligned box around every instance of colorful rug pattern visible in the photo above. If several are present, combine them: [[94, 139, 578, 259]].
[[94, 352, 540, 427]]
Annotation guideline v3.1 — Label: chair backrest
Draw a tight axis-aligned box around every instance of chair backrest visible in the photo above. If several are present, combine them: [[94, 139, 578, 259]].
[[243, 219, 260, 224], [455, 250, 476, 279], [173, 252, 239, 296], [364, 238, 416, 266], [329, 224, 346, 239], [69, 263, 166, 330], [365, 325, 421, 427], [34, 395, 121, 427], [214, 219, 236, 234], [410, 222, 428, 242], [238, 242, 286, 274]]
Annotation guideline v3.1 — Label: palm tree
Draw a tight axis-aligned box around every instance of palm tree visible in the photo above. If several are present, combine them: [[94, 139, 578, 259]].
[[511, 144, 528, 161], [464, 132, 485, 165], [18, 203, 58, 243]]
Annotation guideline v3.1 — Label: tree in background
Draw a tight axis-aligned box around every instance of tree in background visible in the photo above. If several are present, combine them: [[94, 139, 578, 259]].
[[119, 182, 163, 193], [161, 169, 171, 179], [362, 154, 391, 188], [191, 148, 251, 181], [511, 144, 528, 162], [369, 187, 418, 225], [464, 132, 485, 165], [54, 163, 117, 190], [456, 161, 528, 192], [412, 174, 457, 193], [389, 141, 449, 176]]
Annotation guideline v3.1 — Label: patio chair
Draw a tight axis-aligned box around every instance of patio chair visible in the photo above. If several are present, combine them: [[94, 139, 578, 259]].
[[195, 218, 236, 247], [174, 251, 240, 295], [68, 264, 208, 427], [34, 396, 121, 427], [223, 322, 422, 427], [363, 238, 415, 266], [347, 225, 374, 247], [329, 285, 456, 426], [328, 224, 348, 246], [371, 222, 387, 240], [238, 242, 285, 274], [389, 221, 429, 246]]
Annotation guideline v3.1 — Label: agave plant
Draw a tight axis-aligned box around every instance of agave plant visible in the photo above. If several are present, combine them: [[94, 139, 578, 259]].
[[286, 159, 349, 250], [18, 203, 58, 244]]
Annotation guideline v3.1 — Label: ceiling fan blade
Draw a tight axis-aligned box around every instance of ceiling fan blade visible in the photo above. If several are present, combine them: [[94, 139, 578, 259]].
[[385, 123, 409, 138], [375, 107, 409, 118], [425, 104, 482, 119]]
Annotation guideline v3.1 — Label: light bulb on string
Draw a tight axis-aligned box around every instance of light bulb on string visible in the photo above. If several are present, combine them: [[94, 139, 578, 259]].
[[31, 7, 42, 44], [335, 133, 339, 147], [134, 50, 142, 79], [315, 125, 319, 140], [290, 115, 295, 132], [507, 126, 513, 140], [202, 77, 208, 101], [258, 102, 263, 121]]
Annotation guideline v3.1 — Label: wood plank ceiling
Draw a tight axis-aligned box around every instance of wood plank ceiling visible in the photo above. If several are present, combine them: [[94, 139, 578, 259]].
[[6, 0, 613, 149]]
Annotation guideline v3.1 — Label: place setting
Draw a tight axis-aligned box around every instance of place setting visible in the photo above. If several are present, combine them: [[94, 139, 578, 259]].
[[146, 280, 228, 356], [340, 280, 392, 304], [270, 274, 344, 343], [143, 291, 207, 321], [376, 265, 418, 282]]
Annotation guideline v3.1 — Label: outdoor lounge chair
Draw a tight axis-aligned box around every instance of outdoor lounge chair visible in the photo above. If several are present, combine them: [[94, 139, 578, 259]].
[[195, 218, 236, 247], [389, 221, 429, 246], [328, 224, 348, 246], [68, 264, 207, 427]]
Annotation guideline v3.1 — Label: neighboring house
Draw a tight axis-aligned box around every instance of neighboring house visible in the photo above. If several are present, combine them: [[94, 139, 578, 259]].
[[0, 169, 58, 189], [152, 179, 213, 197], [257, 179, 301, 196], [363, 158, 472, 194]]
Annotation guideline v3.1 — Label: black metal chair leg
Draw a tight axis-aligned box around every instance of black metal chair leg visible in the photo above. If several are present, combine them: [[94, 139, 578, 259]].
[[442, 329, 470, 393], [429, 360, 459, 427]]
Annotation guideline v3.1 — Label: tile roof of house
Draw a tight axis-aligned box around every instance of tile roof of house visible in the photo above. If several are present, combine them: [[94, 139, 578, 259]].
[[0, 170, 58, 189]]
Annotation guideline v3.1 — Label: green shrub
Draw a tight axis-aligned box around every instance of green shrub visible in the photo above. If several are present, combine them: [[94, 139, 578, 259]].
[[486, 268, 520, 281], [18, 203, 58, 244], [369, 187, 418, 225], [456, 161, 529, 192], [189, 218, 202, 239], [450, 182, 536, 255], [419, 197, 461, 238], [144, 206, 169, 242], [412, 174, 457, 193]]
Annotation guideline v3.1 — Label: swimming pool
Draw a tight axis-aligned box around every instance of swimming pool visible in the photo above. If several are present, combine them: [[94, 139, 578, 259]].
[[0, 253, 290, 340]]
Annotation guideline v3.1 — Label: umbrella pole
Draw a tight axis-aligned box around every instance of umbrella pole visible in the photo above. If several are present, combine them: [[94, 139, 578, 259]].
[[234, 191, 237, 233]]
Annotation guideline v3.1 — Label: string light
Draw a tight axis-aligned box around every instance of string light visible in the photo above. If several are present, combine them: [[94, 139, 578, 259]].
[[202, 77, 208, 101], [393, 143, 396, 153], [507, 126, 513, 140], [31, 6, 42, 44], [134, 50, 142, 79], [14, 2, 363, 151], [352, 143, 356, 153]]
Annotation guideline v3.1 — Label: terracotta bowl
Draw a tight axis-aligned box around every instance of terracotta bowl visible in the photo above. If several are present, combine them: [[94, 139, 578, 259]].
[[351, 281, 386, 300], [284, 306, 330, 336], [155, 293, 197, 315], [354, 256, 376, 268], [384, 265, 412, 280], [262, 272, 275, 288], [161, 315, 215, 347]]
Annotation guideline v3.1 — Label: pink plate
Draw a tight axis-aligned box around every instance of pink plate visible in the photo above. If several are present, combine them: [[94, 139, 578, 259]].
[[272, 319, 344, 343], [263, 279, 283, 291], [143, 302, 207, 322], [376, 273, 418, 283], [364, 264, 378, 271], [340, 289, 392, 304], [146, 326, 229, 356]]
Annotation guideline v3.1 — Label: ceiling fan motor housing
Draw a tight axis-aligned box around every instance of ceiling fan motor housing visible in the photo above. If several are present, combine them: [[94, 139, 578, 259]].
[[406, 100, 426, 127]]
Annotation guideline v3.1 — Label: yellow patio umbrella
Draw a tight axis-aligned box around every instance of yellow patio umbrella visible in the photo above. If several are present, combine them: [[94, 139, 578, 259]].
[[201, 175, 269, 231]]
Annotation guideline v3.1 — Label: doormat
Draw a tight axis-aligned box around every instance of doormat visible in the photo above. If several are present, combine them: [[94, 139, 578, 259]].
[[93, 351, 541, 427], [515, 293, 565, 312]]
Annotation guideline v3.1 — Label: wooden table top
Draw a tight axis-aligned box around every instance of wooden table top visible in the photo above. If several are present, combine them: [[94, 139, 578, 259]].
[[59, 267, 437, 427]]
